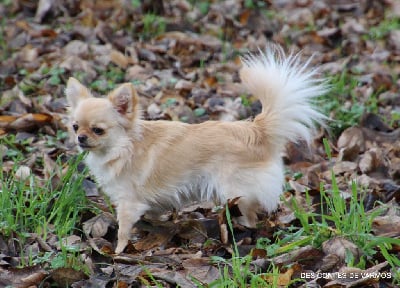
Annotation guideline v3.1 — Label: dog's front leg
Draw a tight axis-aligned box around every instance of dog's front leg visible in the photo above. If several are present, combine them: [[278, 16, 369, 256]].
[[115, 201, 149, 254]]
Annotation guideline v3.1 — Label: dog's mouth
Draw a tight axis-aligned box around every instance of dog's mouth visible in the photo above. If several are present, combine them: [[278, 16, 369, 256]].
[[78, 143, 95, 150]]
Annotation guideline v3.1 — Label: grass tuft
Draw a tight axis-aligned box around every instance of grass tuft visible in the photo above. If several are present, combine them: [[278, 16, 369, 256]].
[[0, 135, 90, 272]]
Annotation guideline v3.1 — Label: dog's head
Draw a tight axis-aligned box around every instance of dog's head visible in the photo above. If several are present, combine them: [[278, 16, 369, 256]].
[[65, 77, 140, 153]]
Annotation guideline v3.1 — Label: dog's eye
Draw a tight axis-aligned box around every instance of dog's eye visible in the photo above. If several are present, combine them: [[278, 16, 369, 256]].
[[72, 124, 78, 132], [92, 127, 105, 135]]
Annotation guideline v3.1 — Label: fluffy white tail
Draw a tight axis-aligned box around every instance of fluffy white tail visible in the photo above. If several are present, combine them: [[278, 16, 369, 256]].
[[240, 45, 327, 148]]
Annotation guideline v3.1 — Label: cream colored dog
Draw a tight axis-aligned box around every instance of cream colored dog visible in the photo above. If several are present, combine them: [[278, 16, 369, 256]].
[[66, 45, 326, 254]]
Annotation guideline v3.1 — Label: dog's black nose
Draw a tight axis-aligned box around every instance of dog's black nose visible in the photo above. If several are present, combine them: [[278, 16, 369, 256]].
[[78, 134, 88, 143]]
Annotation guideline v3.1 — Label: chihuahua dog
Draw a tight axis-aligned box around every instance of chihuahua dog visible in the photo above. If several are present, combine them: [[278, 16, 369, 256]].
[[66, 45, 326, 254]]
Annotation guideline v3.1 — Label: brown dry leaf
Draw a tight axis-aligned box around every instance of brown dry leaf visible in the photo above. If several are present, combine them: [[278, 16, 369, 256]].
[[63, 40, 89, 57], [388, 30, 400, 51], [17, 86, 32, 107], [272, 245, 324, 267], [288, 179, 308, 193], [175, 79, 195, 91], [337, 126, 365, 161], [0, 144, 7, 158], [82, 178, 100, 197], [125, 65, 153, 81], [362, 127, 400, 146], [361, 113, 392, 133], [7, 113, 53, 131], [262, 265, 300, 287], [220, 223, 229, 245], [99, 240, 114, 254], [155, 89, 185, 105], [182, 258, 220, 284], [250, 248, 267, 258], [57, 235, 87, 252], [203, 76, 218, 88], [342, 18, 366, 35], [0, 266, 47, 288], [217, 197, 243, 244], [148, 268, 197, 288], [372, 72, 393, 92], [117, 281, 129, 288], [38, 28, 58, 38], [276, 202, 297, 225], [109, 49, 130, 69], [0, 115, 18, 127], [239, 9, 251, 25], [285, 141, 322, 164], [60, 56, 97, 81], [15, 20, 32, 32], [147, 103, 163, 119], [332, 161, 358, 175], [322, 237, 361, 264], [320, 253, 341, 272], [42, 152, 60, 187], [325, 261, 389, 287], [83, 212, 117, 239], [50, 267, 88, 287], [372, 215, 400, 237], [14, 165, 31, 181], [177, 219, 207, 242], [358, 147, 388, 175], [110, 264, 145, 286], [18, 45, 39, 64], [133, 232, 173, 251]]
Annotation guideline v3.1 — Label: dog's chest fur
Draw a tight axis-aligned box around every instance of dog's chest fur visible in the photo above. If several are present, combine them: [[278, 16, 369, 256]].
[[84, 150, 135, 203]]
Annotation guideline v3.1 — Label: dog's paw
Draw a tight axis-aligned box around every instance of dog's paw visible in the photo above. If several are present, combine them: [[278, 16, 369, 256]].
[[115, 239, 128, 254]]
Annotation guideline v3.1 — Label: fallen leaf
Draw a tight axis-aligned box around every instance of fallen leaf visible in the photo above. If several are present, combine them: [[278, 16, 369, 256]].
[[322, 237, 361, 264], [262, 265, 300, 287], [133, 232, 173, 251], [272, 245, 324, 267], [0, 115, 18, 127], [110, 49, 130, 69], [14, 165, 31, 181], [325, 261, 389, 287], [332, 161, 358, 175], [182, 258, 220, 284], [83, 212, 117, 239], [50, 267, 88, 287], [7, 113, 53, 131], [372, 215, 400, 237], [63, 40, 90, 57], [337, 127, 365, 161], [149, 269, 197, 288], [0, 266, 47, 288]]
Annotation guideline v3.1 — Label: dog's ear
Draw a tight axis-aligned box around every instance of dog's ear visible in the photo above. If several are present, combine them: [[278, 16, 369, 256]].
[[108, 83, 139, 121], [65, 77, 92, 109]]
